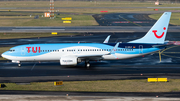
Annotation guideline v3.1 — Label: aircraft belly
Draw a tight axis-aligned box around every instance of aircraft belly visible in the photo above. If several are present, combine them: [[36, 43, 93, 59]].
[[103, 54, 142, 60], [5, 52, 61, 61]]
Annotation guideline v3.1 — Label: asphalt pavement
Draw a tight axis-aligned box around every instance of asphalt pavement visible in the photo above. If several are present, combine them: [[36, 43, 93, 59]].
[[0, 33, 180, 83], [0, 12, 180, 98]]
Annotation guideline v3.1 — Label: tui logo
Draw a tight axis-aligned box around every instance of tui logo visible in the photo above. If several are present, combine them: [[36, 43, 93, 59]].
[[152, 27, 166, 39], [26, 47, 40, 53]]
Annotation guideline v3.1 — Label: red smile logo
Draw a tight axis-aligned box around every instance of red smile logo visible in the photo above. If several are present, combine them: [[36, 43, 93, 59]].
[[152, 27, 166, 39]]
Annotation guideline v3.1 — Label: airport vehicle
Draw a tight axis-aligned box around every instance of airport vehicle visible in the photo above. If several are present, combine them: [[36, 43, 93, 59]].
[[1, 12, 171, 68]]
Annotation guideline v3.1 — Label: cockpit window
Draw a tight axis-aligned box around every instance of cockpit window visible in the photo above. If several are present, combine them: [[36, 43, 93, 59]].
[[9, 49, 15, 52]]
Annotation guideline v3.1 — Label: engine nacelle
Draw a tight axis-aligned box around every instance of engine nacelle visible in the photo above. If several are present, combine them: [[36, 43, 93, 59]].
[[60, 56, 77, 66]]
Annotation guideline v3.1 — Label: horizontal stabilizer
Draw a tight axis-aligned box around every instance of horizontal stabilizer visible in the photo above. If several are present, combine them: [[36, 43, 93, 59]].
[[110, 42, 119, 54], [110, 42, 119, 59]]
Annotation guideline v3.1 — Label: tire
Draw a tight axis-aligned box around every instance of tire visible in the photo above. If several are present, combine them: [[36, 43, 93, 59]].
[[18, 63, 21, 67]]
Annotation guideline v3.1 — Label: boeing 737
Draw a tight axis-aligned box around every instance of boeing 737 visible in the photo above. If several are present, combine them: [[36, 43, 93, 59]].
[[1, 12, 171, 68]]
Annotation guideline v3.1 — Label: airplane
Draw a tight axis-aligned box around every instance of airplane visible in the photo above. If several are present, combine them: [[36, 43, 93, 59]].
[[1, 12, 171, 68]]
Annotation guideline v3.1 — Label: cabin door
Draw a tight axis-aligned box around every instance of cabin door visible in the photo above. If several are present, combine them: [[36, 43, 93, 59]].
[[21, 47, 25, 55], [139, 45, 143, 54]]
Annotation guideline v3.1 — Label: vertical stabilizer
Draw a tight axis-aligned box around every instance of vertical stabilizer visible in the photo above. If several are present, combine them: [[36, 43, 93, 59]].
[[129, 12, 171, 44]]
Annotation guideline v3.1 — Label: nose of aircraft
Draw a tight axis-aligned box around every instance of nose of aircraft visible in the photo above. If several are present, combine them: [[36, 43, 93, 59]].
[[1, 51, 8, 59], [1, 54, 4, 59], [1, 52, 5, 58]]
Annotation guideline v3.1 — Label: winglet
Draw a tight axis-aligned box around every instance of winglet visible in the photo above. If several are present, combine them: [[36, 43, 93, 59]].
[[103, 35, 111, 43], [110, 42, 119, 59]]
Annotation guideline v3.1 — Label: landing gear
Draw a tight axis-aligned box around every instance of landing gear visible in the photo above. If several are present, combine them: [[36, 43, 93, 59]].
[[18, 63, 21, 67], [85, 60, 90, 69]]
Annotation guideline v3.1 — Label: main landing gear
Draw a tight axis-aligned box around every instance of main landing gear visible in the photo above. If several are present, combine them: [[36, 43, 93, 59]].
[[85, 60, 90, 69], [18, 62, 21, 67]]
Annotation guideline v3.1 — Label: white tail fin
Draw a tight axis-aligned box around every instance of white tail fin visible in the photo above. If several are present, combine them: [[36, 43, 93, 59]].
[[129, 12, 171, 44]]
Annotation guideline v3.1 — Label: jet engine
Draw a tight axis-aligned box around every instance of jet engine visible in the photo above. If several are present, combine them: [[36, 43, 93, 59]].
[[60, 56, 78, 66]]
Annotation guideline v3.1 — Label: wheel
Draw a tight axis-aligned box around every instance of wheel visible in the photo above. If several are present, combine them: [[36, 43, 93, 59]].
[[85, 61, 90, 69], [86, 63, 90, 68], [18, 63, 21, 67]]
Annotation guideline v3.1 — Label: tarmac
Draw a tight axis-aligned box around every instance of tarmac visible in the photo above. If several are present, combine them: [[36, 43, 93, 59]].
[[0, 33, 180, 83], [0, 12, 180, 99]]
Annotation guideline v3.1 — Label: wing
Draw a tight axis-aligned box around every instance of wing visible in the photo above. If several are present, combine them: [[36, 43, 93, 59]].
[[77, 42, 119, 60]]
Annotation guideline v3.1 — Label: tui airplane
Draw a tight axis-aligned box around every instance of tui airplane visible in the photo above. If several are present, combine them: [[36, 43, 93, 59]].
[[1, 12, 171, 68]]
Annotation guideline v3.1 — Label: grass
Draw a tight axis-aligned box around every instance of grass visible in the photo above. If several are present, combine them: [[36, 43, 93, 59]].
[[0, 47, 11, 53], [149, 12, 180, 26], [0, 47, 11, 60], [0, 14, 98, 26], [1, 9, 180, 26], [0, 1, 180, 26], [58, 8, 153, 14], [0, 1, 180, 8], [1, 79, 180, 92], [0, 33, 80, 39]]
